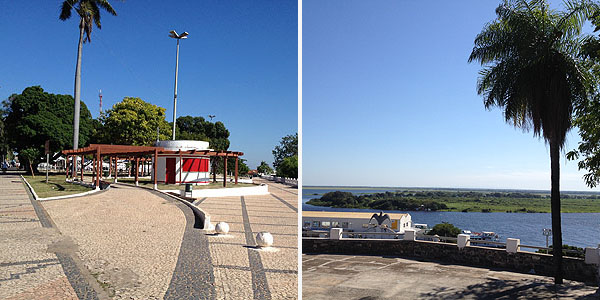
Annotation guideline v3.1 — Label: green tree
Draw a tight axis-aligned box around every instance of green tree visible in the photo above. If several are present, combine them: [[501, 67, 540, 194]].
[[4, 86, 93, 170], [100, 97, 170, 145], [567, 15, 600, 187], [60, 0, 117, 152], [175, 116, 230, 150], [236, 158, 250, 176], [272, 133, 298, 169], [0, 95, 14, 162], [19, 148, 41, 177], [427, 222, 461, 238], [468, 0, 595, 284], [257, 161, 273, 174], [277, 155, 298, 178]]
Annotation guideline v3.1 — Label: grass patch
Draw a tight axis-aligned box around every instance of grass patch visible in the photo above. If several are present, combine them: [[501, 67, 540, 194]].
[[116, 178, 256, 190], [22, 175, 92, 198]]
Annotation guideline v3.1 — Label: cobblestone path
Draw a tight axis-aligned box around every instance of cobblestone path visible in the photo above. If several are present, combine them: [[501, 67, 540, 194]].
[[42, 184, 186, 299], [189, 179, 298, 300], [2, 175, 297, 299], [0, 175, 94, 299]]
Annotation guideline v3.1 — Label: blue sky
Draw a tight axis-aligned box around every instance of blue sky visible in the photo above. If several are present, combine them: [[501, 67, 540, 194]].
[[0, 0, 297, 170], [303, 0, 599, 191]]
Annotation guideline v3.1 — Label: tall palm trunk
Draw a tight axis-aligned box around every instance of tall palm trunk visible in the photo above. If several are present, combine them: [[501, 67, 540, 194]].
[[550, 139, 563, 284], [72, 18, 84, 177]]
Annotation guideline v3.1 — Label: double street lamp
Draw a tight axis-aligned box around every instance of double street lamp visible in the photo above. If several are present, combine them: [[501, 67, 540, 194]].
[[169, 30, 188, 140]]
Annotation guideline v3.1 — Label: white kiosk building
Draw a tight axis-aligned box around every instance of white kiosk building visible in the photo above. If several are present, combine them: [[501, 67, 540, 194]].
[[153, 140, 211, 185]]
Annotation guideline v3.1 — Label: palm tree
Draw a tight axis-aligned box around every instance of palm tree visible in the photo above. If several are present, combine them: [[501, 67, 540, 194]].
[[469, 0, 595, 284], [59, 0, 117, 154]]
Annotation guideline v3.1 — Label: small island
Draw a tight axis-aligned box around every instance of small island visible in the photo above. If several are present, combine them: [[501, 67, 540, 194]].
[[305, 190, 600, 213]]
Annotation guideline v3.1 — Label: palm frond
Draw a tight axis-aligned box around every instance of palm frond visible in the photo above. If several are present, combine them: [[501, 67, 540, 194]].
[[96, 0, 117, 16], [59, 0, 77, 20]]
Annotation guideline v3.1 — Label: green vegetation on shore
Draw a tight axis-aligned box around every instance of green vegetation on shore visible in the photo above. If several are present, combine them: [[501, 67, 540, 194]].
[[22, 175, 92, 198], [306, 190, 600, 213]]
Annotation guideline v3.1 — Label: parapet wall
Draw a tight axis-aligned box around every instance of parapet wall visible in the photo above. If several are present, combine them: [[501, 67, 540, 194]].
[[303, 238, 598, 285]]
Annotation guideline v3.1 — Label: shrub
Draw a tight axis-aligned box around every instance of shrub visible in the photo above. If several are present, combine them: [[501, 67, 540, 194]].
[[427, 222, 461, 237]]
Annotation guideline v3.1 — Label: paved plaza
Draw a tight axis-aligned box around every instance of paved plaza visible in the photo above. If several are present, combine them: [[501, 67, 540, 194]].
[[0, 174, 298, 299], [303, 254, 599, 299], [196, 177, 298, 299]]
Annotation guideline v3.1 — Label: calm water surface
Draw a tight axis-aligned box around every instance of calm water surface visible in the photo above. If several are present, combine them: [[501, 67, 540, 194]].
[[303, 187, 600, 249]]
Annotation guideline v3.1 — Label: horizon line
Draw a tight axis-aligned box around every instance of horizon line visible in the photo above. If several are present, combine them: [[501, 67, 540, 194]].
[[302, 184, 600, 194]]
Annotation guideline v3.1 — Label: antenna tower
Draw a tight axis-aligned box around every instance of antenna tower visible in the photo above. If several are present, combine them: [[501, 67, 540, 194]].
[[99, 89, 103, 114]]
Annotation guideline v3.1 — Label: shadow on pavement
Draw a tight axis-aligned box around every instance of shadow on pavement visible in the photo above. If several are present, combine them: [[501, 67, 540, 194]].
[[420, 279, 599, 299]]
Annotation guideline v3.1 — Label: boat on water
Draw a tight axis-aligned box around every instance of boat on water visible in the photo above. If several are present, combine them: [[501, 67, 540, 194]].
[[462, 230, 503, 247], [468, 231, 500, 241]]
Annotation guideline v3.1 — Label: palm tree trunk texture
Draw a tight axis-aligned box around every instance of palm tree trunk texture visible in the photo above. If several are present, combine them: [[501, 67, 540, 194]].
[[72, 19, 84, 176], [550, 140, 563, 284]]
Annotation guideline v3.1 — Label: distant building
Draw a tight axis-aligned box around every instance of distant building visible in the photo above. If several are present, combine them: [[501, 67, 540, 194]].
[[302, 211, 412, 234]]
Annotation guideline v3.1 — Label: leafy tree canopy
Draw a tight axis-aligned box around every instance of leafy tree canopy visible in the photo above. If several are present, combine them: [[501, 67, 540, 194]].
[[175, 116, 230, 150], [3, 86, 92, 157], [277, 155, 298, 178], [272, 133, 297, 169], [567, 11, 600, 188], [99, 97, 170, 146], [257, 161, 273, 174]]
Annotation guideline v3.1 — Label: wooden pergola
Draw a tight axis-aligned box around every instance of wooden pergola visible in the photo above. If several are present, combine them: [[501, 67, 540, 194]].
[[62, 144, 244, 189]]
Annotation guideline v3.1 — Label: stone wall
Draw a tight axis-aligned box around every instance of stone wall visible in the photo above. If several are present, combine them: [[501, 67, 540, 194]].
[[303, 238, 598, 285]]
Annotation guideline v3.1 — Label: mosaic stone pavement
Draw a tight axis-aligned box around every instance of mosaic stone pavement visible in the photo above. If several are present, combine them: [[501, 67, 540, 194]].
[[0, 175, 95, 299], [193, 178, 299, 300], [1, 175, 298, 299]]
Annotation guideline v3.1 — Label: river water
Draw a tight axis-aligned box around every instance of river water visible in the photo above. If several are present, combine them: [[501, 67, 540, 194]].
[[303, 187, 600, 249]]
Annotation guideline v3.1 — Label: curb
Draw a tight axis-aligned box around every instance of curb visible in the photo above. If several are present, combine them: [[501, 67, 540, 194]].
[[20, 175, 101, 201]]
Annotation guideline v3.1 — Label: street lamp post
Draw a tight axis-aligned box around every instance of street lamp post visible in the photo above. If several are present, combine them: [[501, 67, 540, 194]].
[[543, 228, 552, 248], [169, 30, 189, 140]]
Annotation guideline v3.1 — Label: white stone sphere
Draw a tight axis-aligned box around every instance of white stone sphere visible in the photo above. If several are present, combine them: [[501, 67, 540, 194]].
[[215, 222, 230, 234], [256, 232, 273, 248]]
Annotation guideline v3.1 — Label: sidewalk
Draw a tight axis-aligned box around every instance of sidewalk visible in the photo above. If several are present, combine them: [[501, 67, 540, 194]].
[[196, 178, 298, 299], [0, 174, 93, 299], [303, 254, 599, 299], [1, 175, 299, 299]]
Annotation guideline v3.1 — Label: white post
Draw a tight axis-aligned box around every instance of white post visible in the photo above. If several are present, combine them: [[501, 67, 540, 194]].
[[585, 247, 600, 264], [45, 153, 49, 184], [404, 229, 416, 241], [203, 215, 214, 231], [457, 234, 470, 249], [330, 228, 343, 240], [506, 238, 520, 253]]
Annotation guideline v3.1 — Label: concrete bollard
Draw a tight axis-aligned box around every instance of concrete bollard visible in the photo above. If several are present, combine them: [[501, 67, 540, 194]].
[[330, 228, 343, 240], [457, 234, 470, 249], [585, 247, 600, 264], [256, 232, 274, 247], [404, 229, 416, 241], [215, 222, 230, 234], [506, 238, 520, 253]]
